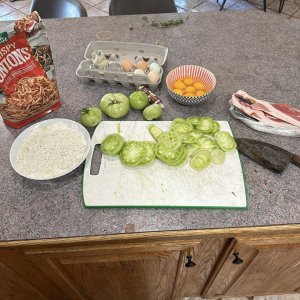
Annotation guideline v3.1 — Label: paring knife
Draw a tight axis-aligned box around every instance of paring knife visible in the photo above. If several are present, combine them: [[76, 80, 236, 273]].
[[236, 138, 300, 173]]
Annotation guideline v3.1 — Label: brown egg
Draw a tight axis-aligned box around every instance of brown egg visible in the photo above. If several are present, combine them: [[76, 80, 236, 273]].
[[121, 60, 134, 72], [136, 60, 148, 71]]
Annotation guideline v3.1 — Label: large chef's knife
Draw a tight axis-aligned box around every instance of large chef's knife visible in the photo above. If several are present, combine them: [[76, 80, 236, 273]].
[[236, 138, 300, 173]]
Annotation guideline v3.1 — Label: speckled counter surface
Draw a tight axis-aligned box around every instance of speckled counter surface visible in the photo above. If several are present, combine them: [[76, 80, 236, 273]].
[[0, 11, 299, 242]]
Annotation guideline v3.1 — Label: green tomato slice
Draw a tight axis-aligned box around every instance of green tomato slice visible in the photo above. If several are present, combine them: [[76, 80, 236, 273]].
[[189, 150, 212, 171], [171, 118, 193, 134], [157, 131, 182, 150], [148, 124, 164, 141], [100, 134, 125, 156], [139, 142, 156, 165], [119, 141, 145, 167], [211, 148, 226, 164], [184, 143, 201, 157], [211, 121, 221, 134], [189, 130, 203, 140], [155, 142, 187, 166], [186, 116, 202, 125], [181, 132, 198, 144], [214, 131, 237, 152], [171, 117, 185, 123], [197, 136, 217, 149], [119, 141, 156, 167], [195, 116, 214, 134]]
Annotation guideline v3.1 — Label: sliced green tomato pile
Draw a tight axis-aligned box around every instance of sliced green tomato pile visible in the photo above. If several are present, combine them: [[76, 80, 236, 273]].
[[99, 116, 236, 172], [100, 133, 125, 156], [147, 117, 235, 171]]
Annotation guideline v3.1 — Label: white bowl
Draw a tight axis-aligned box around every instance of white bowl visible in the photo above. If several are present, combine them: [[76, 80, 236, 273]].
[[10, 118, 91, 180]]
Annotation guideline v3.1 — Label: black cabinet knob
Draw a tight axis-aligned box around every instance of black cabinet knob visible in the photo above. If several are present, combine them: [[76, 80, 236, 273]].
[[185, 255, 196, 268], [232, 252, 243, 264]]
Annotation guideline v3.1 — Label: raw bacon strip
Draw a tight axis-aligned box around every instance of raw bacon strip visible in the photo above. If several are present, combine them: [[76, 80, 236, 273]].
[[272, 103, 300, 123], [230, 93, 297, 129], [233, 90, 300, 128]]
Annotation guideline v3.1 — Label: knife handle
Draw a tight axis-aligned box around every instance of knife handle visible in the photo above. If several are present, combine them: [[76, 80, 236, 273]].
[[291, 154, 300, 168]]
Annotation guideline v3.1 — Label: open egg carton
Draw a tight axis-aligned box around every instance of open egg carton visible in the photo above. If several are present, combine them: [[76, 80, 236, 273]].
[[76, 41, 168, 90]]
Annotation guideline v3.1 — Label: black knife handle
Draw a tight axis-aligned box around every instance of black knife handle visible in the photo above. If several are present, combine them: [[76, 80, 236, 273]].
[[291, 154, 300, 168]]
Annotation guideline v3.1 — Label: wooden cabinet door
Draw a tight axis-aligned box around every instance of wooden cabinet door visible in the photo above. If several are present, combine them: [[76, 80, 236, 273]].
[[202, 236, 300, 298], [48, 251, 179, 300], [21, 242, 184, 300]]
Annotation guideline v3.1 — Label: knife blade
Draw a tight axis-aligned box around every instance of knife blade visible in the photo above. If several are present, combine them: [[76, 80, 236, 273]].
[[236, 138, 300, 173]]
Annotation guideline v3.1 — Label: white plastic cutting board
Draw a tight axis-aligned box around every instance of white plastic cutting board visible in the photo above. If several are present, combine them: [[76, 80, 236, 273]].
[[83, 121, 247, 209]]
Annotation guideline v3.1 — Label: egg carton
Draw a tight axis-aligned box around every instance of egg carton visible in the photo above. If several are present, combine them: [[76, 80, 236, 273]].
[[76, 41, 168, 90]]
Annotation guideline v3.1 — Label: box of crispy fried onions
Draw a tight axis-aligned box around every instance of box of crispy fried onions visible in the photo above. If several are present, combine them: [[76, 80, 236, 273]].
[[0, 11, 61, 128]]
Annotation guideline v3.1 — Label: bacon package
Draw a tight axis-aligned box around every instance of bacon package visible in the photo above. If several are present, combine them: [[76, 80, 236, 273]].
[[0, 12, 61, 128], [230, 90, 300, 137]]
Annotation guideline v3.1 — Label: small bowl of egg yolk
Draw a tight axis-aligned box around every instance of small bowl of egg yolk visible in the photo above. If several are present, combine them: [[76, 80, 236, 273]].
[[166, 65, 216, 105]]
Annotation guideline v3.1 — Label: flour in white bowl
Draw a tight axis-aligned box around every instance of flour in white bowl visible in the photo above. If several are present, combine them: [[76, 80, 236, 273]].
[[16, 122, 88, 179]]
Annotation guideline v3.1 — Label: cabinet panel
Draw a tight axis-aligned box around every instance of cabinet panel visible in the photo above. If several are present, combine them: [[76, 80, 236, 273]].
[[58, 251, 179, 300], [0, 248, 73, 300], [172, 238, 228, 299], [203, 237, 300, 298], [229, 243, 300, 296], [25, 245, 181, 300], [0, 260, 49, 300]]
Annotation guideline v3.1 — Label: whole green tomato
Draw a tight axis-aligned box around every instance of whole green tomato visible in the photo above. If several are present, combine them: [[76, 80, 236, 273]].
[[129, 91, 149, 110], [100, 93, 129, 119], [143, 103, 163, 121], [80, 107, 102, 127]]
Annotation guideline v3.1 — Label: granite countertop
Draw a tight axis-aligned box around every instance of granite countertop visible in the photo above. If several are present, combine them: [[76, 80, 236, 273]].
[[0, 11, 299, 242]]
